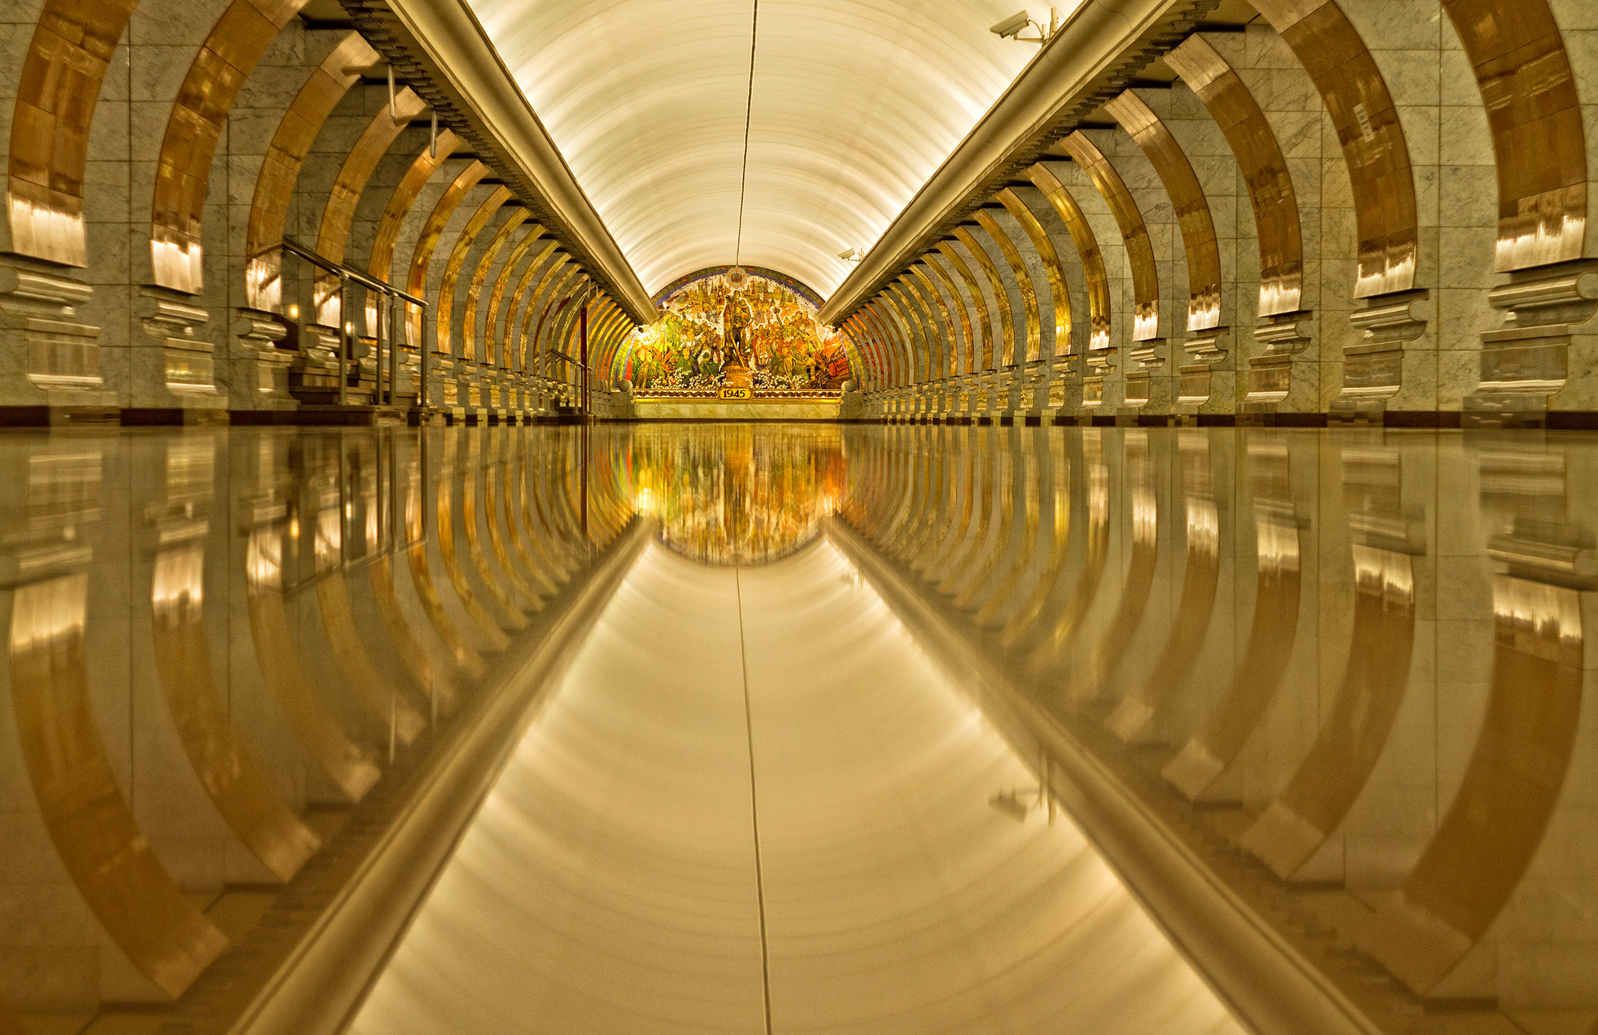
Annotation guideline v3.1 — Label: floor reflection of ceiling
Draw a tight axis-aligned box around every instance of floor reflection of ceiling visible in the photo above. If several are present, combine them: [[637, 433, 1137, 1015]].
[[349, 540, 1244, 1035]]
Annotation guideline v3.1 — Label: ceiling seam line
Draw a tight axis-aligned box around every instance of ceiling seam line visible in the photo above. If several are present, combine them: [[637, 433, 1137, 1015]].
[[735, 0, 759, 265]]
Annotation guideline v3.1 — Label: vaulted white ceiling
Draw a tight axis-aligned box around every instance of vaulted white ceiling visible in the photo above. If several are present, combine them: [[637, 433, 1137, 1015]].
[[466, 0, 1049, 297]]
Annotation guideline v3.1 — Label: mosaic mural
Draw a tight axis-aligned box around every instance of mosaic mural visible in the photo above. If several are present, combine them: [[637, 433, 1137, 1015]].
[[618, 268, 852, 394], [626, 424, 846, 565]]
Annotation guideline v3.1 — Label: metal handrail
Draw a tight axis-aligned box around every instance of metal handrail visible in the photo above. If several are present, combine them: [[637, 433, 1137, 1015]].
[[280, 237, 432, 409], [281, 237, 426, 307]]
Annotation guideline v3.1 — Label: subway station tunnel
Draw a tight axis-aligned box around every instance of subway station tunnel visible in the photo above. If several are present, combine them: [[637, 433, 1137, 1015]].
[[0, 1, 1597, 1034]]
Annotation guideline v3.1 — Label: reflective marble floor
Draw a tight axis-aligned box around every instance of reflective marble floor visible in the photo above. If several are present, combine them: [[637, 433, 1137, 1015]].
[[1, 424, 1595, 1035]]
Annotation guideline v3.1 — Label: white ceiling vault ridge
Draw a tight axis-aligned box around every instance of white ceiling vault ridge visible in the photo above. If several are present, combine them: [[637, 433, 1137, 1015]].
[[464, 0, 1058, 299]]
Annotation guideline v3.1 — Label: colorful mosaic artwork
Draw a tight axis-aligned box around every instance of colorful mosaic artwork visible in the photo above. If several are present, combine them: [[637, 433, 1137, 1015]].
[[627, 424, 846, 565], [618, 269, 852, 394]]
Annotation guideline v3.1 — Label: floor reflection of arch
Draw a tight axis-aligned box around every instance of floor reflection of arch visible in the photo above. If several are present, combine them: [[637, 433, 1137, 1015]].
[[1067, 491, 1157, 700], [484, 436, 546, 608], [1240, 543, 1416, 878], [1106, 440, 1221, 742], [1022, 430, 1111, 660], [11, 572, 229, 999], [992, 432, 1074, 638], [1364, 571, 1583, 994], [368, 553, 461, 713], [1060, 435, 1159, 702], [909, 432, 957, 566], [435, 437, 513, 649], [518, 439, 574, 586], [314, 556, 427, 746], [915, 430, 967, 580], [152, 539, 321, 882], [1163, 497, 1302, 800], [459, 436, 530, 628], [245, 524, 383, 802], [403, 456, 487, 679], [969, 430, 1035, 618]]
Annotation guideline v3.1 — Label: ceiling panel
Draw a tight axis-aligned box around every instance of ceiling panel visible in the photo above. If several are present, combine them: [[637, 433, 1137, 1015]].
[[466, 0, 1049, 296]]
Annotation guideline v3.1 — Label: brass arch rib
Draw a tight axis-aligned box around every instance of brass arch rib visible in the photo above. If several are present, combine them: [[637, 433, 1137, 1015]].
[[997, 189, 1072, 357], [921, 254, 974, 377], [509, 244, 563, 370], [1439, 0, 1587, 271], [483, 224, 550, 368], [369, 130, 463, 283], [1105, 90, 1223, 332], [8, 0, 139, 267], [916, 262, 967, 379], [12, 573, 230, 998], [968, 216, 1034, 366], [312, 90, 429, 326], [933, 243, 992, 374], [905, 269, 955, 381], [441, 191, 515, 358], [949, 233, 1011, 371], [856, 304, 897, 388], [461, 210, 531, 362], [150, 0, 315, 292], [842, 315, 882, 388], [531, 266, 581, 377], [317, 90, 428, 265], [1249, 0, 1417, 296], [245, 33, 379, 312], [591, 304, 628, 378], [367, 130, 464, 329], [500, 241, 561, 371], [547, 280, 592, 382], [1028, 164, 1114, 351], [862, 300, 906, 387], [1166, 35, 1304, 317], [885, 282, 934, 386], [406, 161, 490, 347], [1058, 133, 1160, 341], [862, 303, 901, 392], [841, 315, 879, 387]]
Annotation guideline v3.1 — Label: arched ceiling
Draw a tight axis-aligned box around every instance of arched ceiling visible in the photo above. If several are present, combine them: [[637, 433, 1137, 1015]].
[[465, 0, 1050, 298]]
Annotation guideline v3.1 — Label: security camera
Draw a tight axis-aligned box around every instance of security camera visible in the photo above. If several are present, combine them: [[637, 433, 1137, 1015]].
[[990, 11, 1031, 38]]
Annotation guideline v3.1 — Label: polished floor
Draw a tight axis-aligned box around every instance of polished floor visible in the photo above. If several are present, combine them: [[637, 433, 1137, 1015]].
[[0, 423, 1595, 1035]]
